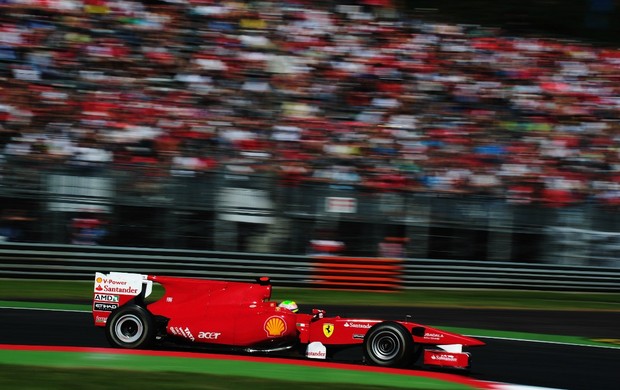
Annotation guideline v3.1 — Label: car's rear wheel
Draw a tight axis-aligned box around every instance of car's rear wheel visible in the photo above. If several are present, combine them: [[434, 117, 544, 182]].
[[106, 305, 155, 349], [363, 321, 415, 367]]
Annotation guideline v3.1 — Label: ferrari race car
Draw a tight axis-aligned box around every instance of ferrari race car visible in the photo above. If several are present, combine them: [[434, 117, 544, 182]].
[[92, 272, 484, 370]]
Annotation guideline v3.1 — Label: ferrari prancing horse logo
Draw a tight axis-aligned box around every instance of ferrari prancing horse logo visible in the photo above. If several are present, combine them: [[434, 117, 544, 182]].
[[323, 323, 334, 338]]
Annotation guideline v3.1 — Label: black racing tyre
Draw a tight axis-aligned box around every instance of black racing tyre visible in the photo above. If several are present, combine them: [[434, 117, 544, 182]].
[[105, 305, 155, 349], [363, 321, 415, 368]]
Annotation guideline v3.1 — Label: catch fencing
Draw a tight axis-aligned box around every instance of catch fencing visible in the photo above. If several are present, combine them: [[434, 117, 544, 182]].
[[0, 242, 618, 292]]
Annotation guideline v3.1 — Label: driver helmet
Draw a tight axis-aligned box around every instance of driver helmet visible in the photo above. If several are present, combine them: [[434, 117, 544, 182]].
[[278, 300, 298, 313]]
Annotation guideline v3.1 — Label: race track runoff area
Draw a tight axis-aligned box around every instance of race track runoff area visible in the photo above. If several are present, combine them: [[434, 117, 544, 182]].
[[0, 344, 557, 390]]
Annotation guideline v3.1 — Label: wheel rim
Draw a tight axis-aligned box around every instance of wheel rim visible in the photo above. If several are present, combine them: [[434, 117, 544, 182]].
[[370, 330, 401, 361], [114, 314, 144, 343]]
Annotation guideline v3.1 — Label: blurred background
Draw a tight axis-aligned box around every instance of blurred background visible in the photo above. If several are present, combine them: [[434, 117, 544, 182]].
[[1, 0, 619, 267]]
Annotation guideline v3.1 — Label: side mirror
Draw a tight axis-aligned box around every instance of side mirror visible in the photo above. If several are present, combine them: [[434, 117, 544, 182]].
[[311, 308, 325, 321]]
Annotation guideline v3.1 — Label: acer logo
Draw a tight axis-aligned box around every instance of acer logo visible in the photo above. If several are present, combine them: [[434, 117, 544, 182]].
[[198, 332, 221, 340]]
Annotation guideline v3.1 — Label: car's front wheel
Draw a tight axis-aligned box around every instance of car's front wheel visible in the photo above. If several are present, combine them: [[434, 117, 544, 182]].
[[106, 305, 155, 349], [363, 321, 415, 367]]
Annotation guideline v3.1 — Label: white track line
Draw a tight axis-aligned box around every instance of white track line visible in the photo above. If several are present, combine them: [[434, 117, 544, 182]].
[[472, 335, 620, 350], [487, 383, 565, 390], [0, 305, 88, 313]]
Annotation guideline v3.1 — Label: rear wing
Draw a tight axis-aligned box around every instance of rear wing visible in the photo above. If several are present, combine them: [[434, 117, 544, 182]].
[[92, 272, 153, 327]]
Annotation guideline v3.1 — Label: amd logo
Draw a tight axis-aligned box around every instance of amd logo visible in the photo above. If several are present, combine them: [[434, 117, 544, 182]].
[[94, 294, 119, 302]]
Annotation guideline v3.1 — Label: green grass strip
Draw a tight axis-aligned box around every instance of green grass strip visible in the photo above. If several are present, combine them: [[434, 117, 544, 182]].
[[2, 278, 620, 311], [0, 350, 479, 390], [0, 364, 459, 390]]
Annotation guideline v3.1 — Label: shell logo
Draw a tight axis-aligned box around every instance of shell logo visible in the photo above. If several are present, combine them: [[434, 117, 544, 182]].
[[96, 277, 103, 283], [264, 316, 287, 337]]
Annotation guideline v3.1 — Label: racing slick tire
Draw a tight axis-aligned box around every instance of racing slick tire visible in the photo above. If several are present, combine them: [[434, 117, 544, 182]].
[[363, 321, 415, 368], [106, 305, 155, 349]]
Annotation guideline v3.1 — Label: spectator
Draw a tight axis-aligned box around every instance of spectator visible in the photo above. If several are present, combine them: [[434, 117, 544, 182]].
[[0, 0, 618, 208]]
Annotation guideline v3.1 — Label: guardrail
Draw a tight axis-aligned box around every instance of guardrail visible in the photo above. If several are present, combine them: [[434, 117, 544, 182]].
[[0, 243, 311, 287], [4, 162, 620, 264], [401, 259, 620, 292], [0, 243, 619, 292]]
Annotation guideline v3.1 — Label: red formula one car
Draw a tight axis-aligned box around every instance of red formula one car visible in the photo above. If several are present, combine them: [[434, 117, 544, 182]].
[[92, 272, 484, 370]]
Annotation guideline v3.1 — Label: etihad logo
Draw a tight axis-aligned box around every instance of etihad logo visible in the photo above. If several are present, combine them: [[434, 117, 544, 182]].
[[322, 323, 334, 338], [93, 302, 118, 312], [264, 316, 287, 337]]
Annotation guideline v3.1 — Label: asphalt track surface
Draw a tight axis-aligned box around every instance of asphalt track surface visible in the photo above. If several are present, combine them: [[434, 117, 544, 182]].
[[1, 306, 619, 390]]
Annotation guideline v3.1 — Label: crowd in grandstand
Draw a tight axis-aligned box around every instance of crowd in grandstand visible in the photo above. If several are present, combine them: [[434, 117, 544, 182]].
[[1, 0, 620, 207]]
